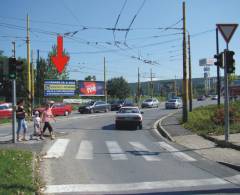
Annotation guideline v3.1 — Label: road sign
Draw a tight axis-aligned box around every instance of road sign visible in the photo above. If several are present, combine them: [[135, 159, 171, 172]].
[[199, 58, 214, 66], [216, 24, 238, 43]]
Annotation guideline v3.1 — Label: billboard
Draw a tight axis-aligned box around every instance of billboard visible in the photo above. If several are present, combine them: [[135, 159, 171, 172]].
[[199, 58, 214, 66], [78, 81, 105, 96], [44, 80, 76, 96]]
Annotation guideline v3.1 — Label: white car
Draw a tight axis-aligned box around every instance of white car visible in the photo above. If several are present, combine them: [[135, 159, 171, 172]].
[[141, 98, 159, 108], [115, 107, 143, 130], [165, 99, 182, 109]]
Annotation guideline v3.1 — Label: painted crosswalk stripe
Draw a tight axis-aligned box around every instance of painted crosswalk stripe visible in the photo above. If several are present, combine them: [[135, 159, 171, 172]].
[[129, 142, 161, 161], [75, 140, 93, 160], [44, 177, 229, 194], [157, 142, 196, 162], [106, 141, 128, 160], [44, 139, 69, 159]]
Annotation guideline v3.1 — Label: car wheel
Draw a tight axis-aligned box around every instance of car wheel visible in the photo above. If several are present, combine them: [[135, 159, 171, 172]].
[[64, 111, 69, 116]]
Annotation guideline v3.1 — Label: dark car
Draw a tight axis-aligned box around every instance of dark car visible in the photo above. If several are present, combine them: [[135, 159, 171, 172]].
[[78, 101, 111, 114], [197, 95, 206, 101], [110, 100, 124, 111], [122, 100, 135, 107]]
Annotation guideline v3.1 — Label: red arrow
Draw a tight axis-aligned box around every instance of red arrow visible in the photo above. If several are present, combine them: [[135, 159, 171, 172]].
[[51, 35, 69, 74]]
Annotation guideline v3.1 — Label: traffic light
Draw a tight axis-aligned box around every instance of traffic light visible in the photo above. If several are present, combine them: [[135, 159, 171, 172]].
[[225, 50, 235, 74], [214, 52, 224, 68], [8, 57, 16, 79], [16, 60, 24, 72]]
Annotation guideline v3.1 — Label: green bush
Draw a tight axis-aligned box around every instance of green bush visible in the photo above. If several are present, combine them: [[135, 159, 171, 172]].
[[183, 102, 240, 136]]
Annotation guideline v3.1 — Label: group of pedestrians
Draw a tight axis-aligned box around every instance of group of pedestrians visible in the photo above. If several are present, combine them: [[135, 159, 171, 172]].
[[16, 99, 56, 142]]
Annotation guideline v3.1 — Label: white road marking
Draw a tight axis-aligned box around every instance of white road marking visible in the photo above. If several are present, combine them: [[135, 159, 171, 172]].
[[157, 142, 196, 162], [129, 142, 161, 161], [106, 141, 128, 160], [75, 140, 93, 160], [43, 139, 69, 159], [44, 177, 229, 194]]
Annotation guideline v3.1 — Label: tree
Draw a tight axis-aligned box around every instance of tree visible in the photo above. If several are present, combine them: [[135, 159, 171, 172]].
[[107, 77, 130, 99], [84, 75, 96, 81], [46, 45, 69, 80]]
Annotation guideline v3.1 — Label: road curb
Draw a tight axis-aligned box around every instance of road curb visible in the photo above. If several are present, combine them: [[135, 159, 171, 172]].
[[218, 161, 240, 172], [201, 134, 240, 151], [156, 112, 179, 142]]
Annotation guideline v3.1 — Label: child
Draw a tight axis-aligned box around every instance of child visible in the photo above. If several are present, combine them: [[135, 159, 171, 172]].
[[31, 111, 44, 140]]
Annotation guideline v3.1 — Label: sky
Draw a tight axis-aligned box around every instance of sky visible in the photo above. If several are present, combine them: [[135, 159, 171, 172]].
[[0, 0, 240, 83]]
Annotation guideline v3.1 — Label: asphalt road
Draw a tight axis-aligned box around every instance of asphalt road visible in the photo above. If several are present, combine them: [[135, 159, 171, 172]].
[[39, 100, 240, 194]]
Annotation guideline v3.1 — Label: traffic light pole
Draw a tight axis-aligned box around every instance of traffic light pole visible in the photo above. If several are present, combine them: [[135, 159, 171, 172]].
[[224, 47, 229, 142], [12, 41, 16, 143], [216, 28, 221, 107]]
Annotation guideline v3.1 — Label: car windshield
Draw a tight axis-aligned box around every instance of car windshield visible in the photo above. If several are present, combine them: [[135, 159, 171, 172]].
[[168, 99, 177, 103], [85, 101, 95, 106], [119, 108, 139, 114], [0, 105, 8, 110], [145, 99, 152, 102]]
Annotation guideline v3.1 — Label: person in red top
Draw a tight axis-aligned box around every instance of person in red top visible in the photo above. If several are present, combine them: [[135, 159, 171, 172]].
[[41, 103, 56, 140]]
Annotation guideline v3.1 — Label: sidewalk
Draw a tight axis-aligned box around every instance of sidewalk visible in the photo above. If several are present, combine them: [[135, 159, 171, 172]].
[[159, 112, 240, 170]]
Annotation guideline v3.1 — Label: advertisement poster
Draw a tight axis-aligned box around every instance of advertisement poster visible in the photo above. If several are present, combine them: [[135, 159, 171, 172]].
[[44, 80, 76, 96], [78, 81, 105, 96]]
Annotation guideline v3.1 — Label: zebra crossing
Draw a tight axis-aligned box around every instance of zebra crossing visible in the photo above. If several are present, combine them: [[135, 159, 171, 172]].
[[43, 138, 196, 162]]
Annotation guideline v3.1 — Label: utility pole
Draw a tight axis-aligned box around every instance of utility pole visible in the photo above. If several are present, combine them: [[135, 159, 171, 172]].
[[182, 1, 188, 122], [12, 41, 16, 143], [104, 57, 107, 103], [31, 50, 35, 110], [216, 28, 221, 107], [26, 14, 32, 117], [137, 67, 141, 107], [188, 33, 193, 112], [36, 49, 40, 105], [150, 68, 153, 98]]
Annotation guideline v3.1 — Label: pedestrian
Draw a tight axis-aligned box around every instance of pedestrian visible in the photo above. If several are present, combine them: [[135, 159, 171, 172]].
[[41, 104, 56, 140], [30, 111, 44, 140], [16, 99, 28, 141]]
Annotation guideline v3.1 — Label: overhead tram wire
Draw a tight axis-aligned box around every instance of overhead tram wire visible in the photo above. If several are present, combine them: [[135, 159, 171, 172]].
[[124, 0, 146, 46], [113, 0, 128, 45]]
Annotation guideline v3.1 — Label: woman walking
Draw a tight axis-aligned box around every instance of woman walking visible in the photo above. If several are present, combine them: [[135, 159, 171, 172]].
[[16, 99, 27, 141], [41, 104, 56, 140]]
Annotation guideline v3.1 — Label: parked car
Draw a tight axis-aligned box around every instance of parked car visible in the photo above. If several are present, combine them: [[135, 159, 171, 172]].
[[141, 98, 159, 108], [78, 101, 111, 114], [34, 103, 72, 116], [115, 106, 143, 130], [165, 99, 182, 109], [197, 95, 206, 101], [211, 95, 218, 100], [0, 103, 12, 119], [122, 100, 135, 107], [110, 100, 124, 111]]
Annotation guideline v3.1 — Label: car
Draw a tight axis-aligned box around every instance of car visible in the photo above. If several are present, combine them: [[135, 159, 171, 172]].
[[0, 103, 12, 119], [141, 98, 159, 108], [122, 100, 135, 107], [211, 95, 218, 100], [78, 100, 111, 114], [110, 100, 124, 111], [34, 103, 72, 116], [115, 106, 143, 130], [197, 95, 206, 101], [165, 99, 182, 109]]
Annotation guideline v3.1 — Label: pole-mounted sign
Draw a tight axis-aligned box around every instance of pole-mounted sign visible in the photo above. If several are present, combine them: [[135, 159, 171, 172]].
[[217, 24, 238, 43], [216, 23, 238, 143]]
